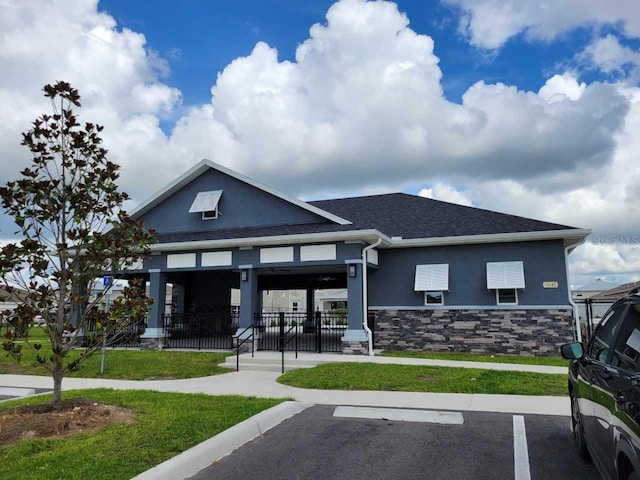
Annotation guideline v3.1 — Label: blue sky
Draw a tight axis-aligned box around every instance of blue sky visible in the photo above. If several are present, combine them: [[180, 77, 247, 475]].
[[1, 0, 640, 286], [100, 0, 604, 108]]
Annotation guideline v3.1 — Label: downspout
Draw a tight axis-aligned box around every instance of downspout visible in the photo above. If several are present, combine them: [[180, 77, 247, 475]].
[[362, 237, 382, 356], [565, 238, 587, 343]]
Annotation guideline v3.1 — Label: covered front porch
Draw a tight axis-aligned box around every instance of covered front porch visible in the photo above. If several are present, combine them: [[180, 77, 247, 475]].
[[141, 261, 370, 354]]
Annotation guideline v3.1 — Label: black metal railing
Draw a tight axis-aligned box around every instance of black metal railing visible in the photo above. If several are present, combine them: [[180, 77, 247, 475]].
[[65, 317, 146, 348], [233, 324, 255, 371], [576, 298, 614, 342], [163, 306, 238, 350], [255, 311, 346, 353]]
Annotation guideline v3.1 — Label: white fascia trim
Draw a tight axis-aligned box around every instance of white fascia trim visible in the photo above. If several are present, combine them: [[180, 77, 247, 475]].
[[386, 229, 591, 248], [130, 158, 352, 226], [151, 230, 391, 252], [369, 305, 573, 311], [149, 228, 591, 253]]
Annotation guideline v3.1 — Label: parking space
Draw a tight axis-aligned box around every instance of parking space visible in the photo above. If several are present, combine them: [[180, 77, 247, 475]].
[[190, 405, 600, 480]]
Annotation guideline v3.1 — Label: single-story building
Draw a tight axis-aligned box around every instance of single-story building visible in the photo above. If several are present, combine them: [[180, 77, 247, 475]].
[[571, 278, 619, 301], [123, 159, 589, 355]]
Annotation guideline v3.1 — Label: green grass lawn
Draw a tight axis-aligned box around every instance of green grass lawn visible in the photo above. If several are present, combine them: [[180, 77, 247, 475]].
[[379, 350, 567, 367], [278, 362, 568, 396], [0, 348, 233, 380], [0, 389, 283, 480]]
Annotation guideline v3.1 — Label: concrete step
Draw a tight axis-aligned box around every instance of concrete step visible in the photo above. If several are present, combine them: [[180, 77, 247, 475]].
[[223, 356, 326, 367], [220, 361, 317, 372], [220, 353, 327, 372]]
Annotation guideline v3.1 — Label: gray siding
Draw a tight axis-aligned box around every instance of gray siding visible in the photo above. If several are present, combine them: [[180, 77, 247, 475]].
[[140, 168, 326, 234], [368, 240, 569, 307]]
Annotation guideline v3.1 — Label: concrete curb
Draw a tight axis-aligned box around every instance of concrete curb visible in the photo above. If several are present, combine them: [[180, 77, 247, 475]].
[[131, 401, 313, 480], [0, 387, 35, 397]]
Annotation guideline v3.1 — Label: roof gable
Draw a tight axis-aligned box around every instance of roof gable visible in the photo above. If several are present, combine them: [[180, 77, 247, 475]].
[[130, 159, 351, 234]]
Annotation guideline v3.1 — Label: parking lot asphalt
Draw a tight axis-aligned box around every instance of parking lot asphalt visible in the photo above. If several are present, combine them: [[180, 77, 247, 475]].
[[189, 405, 600, 480]]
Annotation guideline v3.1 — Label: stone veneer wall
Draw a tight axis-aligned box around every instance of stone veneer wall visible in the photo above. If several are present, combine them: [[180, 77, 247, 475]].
[[342, 340, 369, 355], [373, 308, 574, 356]]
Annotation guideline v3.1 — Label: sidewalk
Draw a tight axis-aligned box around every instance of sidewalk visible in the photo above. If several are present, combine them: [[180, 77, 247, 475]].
[[0, 352, 571, 416], [225, 350, 569, 374]]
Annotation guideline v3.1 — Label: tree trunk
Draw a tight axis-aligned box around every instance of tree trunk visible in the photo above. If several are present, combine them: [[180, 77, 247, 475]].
[[52, 359, 64, 408]]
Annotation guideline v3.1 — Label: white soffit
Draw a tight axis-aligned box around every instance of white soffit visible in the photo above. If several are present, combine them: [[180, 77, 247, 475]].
[[487, 261, 525, 289], [189, 190, 222, 213], [367, 249, 379, 265], [201, 251, 233, 267], [260, 247, 294, 263], [300, 244, 337, 262], [414, 264, 449, 291], [167, 253, 196, 269]]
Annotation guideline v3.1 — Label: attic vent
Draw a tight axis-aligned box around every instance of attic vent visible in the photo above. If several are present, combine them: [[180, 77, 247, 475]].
[[189, 190, 222, 220]]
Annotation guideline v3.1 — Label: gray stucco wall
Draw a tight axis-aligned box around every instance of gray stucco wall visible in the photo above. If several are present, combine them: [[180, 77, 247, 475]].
[[139, 168, 325, 234], [368, 240, 570, 307]]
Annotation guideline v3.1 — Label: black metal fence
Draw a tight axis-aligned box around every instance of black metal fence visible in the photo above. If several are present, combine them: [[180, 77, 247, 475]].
[[163, 307, 239, 350], [255, 311, 346, 352], [576, 298, 614, 342], [64, 317, 147, 348]]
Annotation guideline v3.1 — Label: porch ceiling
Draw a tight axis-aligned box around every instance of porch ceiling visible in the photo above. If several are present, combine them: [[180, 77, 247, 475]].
[[258, 265, 347, 290]]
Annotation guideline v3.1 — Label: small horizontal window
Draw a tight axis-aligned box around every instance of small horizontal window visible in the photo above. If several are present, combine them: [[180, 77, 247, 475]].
[[202, 210, 218, 220], [497, 288, 518, 305], [425, 291, 444, 305]]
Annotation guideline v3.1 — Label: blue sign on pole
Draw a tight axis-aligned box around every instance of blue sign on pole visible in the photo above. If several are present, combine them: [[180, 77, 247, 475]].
[[103, 276, 112, 287]]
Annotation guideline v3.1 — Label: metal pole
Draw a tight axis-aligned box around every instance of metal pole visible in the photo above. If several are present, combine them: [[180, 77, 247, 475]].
[[100, 290, 110, 375]]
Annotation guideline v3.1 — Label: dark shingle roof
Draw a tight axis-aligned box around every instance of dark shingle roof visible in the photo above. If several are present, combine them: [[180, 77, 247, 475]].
[[309, 193, 576, 239], [155, 192, 578, 244]]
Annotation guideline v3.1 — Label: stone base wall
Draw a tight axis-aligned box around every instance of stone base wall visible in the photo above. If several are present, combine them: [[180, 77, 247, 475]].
[[342, 340, 369, 355], [373, 308, 574, 356], [140, 337, 163, 350]]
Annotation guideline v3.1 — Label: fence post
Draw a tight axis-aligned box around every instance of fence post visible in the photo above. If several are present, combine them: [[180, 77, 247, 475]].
[[279, 312, 285, 351], [316, 310, 322, 353], [586, 299, 593, 340]]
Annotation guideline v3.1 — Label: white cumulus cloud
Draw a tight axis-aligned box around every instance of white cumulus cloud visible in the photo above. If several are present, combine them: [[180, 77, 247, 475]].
[[444, 0, 640, 49], [0, 0, 638, 284]]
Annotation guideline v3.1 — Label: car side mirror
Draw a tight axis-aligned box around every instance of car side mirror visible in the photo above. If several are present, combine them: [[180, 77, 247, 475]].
[[560, 342, 584, 360]]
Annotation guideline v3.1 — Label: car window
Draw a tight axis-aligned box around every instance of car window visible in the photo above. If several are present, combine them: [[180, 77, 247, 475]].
[[587, 305, 627, 363], [610, 304, 640, 372]]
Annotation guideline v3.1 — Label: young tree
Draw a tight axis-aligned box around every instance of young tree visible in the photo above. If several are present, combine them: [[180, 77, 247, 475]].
[[0, 81, 155, 406]]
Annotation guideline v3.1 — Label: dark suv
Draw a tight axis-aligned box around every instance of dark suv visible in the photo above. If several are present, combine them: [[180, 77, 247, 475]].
[[561, 291, 640, 480]]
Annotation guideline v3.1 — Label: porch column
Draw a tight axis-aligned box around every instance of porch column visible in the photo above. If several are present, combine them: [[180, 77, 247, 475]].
[[70, 279, 88, 328], [173, 282, 185, 315], [237, 265, 258, 337], [342, 260, 368, 352], [306, 288, 314, 323], [143, 269, 166, 339]]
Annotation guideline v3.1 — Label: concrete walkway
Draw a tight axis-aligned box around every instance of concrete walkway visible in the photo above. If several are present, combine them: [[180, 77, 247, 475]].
[[0, 353, 571, 416], [227, 350, 569, 374]]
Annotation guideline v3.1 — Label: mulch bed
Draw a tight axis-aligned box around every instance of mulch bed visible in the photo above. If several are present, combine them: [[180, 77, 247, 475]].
[[0, 398, 135, 445]]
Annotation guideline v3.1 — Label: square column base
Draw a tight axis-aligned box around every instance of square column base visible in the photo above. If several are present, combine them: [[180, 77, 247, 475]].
[[342, 340, 369, 355]]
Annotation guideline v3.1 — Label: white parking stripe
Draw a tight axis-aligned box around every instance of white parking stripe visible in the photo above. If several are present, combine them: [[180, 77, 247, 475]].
[[513, 415, 531, 480]]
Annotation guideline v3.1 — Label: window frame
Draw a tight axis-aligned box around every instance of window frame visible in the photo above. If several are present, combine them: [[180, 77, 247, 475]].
[[496, 288, 518, 305], [201, 209, 219, 220], [424, 291, 444, 306], [586, 304, 629, 365]]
